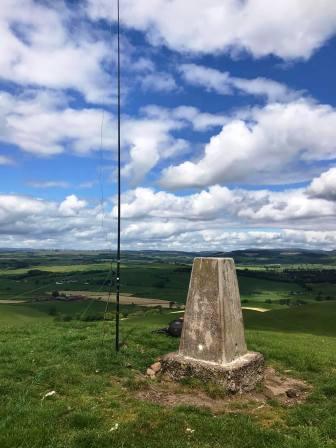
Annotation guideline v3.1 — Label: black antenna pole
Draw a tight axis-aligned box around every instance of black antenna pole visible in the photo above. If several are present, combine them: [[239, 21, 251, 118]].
[[115, 0, 121, 352]]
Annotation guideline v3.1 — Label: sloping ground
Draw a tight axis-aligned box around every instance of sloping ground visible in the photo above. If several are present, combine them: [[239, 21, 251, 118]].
[[0, 303, 48, 325], [0, 302, 335, 447], [244, 301, 336, 337]]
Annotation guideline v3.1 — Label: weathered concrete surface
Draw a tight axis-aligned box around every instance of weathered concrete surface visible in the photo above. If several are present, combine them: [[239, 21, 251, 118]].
[[179, 258, 247, 364], [162, 257, 264, 392], [161, 351, 264, 393]]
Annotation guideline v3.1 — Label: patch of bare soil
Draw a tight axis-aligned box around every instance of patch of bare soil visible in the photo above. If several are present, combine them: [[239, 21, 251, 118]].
[[242, 306, 269, 312], [58, 291, 173, 308], [136, 367, 311, 415], [0, 300, 28, 304]]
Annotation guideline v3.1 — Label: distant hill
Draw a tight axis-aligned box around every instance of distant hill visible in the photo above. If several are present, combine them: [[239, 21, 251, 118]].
[[209, 249, 336, 265], [0, 247, 335, 266]]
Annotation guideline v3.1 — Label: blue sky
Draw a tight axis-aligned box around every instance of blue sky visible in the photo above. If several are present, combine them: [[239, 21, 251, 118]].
[[0, 0, 336, 251]]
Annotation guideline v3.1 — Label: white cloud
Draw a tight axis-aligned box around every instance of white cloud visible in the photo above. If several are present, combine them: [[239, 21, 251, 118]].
[[59, 195, 87, 217], [115, 186, 235, 220], [2, 89, 335, 192], [237, 189, 336, 222], [1, 174, 336, 250], [307, 167, 336, 201], [0, 195, 50, 223], [142, 105, 228, 131], [198, 229, 336, 251], [0, 155, 13, 165], [121, 115, 189, 183], [161, 99, 336, 188], [87, 0, 336, 60], [27, 180, 70, 189], [120, 104, 236, 183], [0, 90, 196, 183], [139, 72, 177, 92], [0, 90, 116, 156], [0, 193, 101, 248], [116, 180, 336, 227], [0, 0, 115, 103], [180, 64, 299, 102]]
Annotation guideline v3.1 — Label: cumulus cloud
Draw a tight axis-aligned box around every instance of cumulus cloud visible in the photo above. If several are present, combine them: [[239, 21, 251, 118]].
[[115, 186, 235, 220], [0, 0, 116, 103], [1, 90, 213, 184], [1, 171, 336, 250], [0, 0, 188, 103], [0, 193, 101, 248], [59, 195, 87, 217], [87, 0, 336, 60], [161, 100, 336, 188], [0, 90, 117, 156], [120, 104, 236, 183], [0, 91, 188, 182], [120, 113, 189, 183], [139, 72, 177, 93], [198, 229, 336, 251], [0, 195, 50, 224], [307, 167, 336, 201], [142, 105, 228, 131], [180, 64, 299, 102], [116, 180, 336, 227]]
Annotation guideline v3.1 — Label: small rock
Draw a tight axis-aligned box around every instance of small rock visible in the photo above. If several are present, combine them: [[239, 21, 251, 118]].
[[286, 388, 298, 398], [264, 385, 284, 398], [109, 423, 119, 432], [42, 390, 56, 401], [150, 362, 161, 373], [146, 368, 155, 377]]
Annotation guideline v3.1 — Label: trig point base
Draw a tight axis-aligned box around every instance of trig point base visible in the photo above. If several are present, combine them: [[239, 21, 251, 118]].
[[161, 258, 264, 393]]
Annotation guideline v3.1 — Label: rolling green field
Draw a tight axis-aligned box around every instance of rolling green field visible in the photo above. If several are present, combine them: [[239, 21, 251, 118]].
[[0, 249, 336, 447], [0, 301, 336, 448], [1, 249, 335, 307]]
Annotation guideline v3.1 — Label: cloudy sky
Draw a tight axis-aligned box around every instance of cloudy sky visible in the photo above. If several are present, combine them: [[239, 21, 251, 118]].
[[1, 0, 336, 251]]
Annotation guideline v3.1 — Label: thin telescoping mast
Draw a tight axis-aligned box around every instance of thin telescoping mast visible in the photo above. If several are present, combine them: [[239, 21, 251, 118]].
[[115, 0, 121, 352]]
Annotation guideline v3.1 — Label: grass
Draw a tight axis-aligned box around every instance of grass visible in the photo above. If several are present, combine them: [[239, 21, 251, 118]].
[[0, 262, 190, 302], [0, 302, 336, 447], [238, 274, 305, 302], [245, 301, 336, 337], [1, 260, 322, 306]]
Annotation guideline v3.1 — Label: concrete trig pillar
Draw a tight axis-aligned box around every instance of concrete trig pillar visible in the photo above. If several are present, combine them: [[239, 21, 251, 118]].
[[161, 258, 264, 393]]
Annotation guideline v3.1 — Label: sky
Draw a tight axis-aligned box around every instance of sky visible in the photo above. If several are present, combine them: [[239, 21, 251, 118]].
[[0, 0, 336, 252]]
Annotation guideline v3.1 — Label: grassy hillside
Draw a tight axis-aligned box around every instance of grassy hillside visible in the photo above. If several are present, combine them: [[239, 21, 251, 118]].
[[0, 302, 335, 448], [245, 301, 336, 337]]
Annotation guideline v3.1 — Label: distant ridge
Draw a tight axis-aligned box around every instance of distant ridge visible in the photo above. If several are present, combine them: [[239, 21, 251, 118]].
[[0, 248, 335, 265]]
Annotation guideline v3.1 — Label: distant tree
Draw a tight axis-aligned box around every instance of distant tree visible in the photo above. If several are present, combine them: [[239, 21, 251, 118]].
[[51, 290, 59, 298]]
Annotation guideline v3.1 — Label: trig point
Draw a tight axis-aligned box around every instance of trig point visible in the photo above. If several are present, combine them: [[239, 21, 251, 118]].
[[161, 258, 264, 392]]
